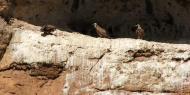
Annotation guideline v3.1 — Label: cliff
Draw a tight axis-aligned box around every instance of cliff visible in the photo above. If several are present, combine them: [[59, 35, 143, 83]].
[[0, 19, 189, 95], [0, 0, 190, 95]]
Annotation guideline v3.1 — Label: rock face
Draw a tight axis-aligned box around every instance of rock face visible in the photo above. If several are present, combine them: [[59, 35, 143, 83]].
[[0, 21, 190, 95], [1, 0, 190, 41], [1, 0, 190, 95]]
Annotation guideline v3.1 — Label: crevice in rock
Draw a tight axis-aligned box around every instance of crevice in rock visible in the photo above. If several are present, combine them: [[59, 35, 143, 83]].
[[94, 88, 183, 94], [29, 63, 64, 79], [124, 48, 164, 63], [133, 48, 163, 58], [93, 85, 124, 92], [0, 62, 65, 80], [88, 49, 111, 73], [172, 57, 190, 62], [39, 80, 48, 88]]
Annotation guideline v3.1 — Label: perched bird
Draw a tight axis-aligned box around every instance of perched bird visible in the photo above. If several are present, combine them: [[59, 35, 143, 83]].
[[6, 17, 15, 25], [132, 24, 144, 39], [40, 24, 56, 36], [93, 23, 110, 38]]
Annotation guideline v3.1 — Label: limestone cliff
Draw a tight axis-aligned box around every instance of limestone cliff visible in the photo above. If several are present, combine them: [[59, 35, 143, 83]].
[[0, 0, 190, 95], [0, 19, 190, 95]]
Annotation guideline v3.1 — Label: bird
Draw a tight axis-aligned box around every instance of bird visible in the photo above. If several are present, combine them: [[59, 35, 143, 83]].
[[132, 24, 144, 39], [40, 24, 56, 36], [93, 23, 110, 38], [6, 17, 15, 25]]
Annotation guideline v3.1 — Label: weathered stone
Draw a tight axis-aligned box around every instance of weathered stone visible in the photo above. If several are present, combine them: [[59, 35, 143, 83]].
[[0, 22, 190, 94], [1, 0, 190, 94]]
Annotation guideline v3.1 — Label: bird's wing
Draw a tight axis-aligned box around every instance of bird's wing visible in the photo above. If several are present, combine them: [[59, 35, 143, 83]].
[[98, 28, 107, 36]]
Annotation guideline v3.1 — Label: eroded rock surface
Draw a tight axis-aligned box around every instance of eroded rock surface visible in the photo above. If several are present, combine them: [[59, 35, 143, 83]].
[[0, 21, 190, 95]]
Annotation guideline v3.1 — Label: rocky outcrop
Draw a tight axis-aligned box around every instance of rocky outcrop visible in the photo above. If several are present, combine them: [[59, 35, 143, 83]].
[[1, 0, 190, 94], [1, 0, 190, 42], [0, 21, 190, 95]]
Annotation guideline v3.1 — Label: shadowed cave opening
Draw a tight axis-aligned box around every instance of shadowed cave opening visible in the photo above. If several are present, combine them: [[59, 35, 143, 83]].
[[1, 0, 190, 44]]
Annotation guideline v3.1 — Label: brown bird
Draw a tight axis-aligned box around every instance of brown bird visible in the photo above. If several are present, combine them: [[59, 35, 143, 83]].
[[7, 17, 15, 25], [132, 24, 144, 39], [93, 23, 110, 38], [40, 24, 56, 35]]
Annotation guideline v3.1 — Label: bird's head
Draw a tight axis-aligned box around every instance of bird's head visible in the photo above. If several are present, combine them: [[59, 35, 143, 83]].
[[131, 24, 139, 32], [135, 24, 141, 27], [93, 23, 97, 28]]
